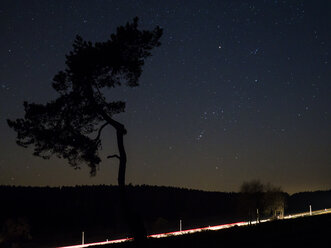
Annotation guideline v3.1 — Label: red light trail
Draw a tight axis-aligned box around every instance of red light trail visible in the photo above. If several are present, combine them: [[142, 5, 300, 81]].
[[58, 208, 331, 248]]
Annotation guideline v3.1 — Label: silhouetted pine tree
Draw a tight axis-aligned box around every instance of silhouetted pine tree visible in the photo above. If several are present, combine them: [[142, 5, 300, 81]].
[[7, 17, 162, 246]]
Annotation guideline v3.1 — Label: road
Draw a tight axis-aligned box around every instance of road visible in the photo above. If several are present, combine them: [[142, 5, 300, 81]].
[[58, 207, 331, 248]]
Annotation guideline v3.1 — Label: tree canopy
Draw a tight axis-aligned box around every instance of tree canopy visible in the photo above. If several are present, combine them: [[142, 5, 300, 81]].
[[8, 18, 162, 176], [239, 180, 287, 220]]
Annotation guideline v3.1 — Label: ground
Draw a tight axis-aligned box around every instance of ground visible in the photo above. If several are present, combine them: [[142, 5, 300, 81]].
[[97, 213, 331, 248]]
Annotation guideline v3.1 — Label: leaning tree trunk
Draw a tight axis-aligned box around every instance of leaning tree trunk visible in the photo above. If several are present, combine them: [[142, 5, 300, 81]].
[[116, 126, 147, 245], [101, 112, 147, 246]]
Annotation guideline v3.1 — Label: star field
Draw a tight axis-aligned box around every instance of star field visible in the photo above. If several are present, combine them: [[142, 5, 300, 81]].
[[0, 0, 330, 194]]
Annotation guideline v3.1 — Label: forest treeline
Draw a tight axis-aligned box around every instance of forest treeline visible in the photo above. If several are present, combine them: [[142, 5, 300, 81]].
[[0, 185, 330, 247]]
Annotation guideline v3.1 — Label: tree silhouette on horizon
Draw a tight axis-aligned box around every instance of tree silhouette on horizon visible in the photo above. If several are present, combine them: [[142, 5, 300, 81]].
[[7, 17, 162, 245], [239, 180, 287, 223]]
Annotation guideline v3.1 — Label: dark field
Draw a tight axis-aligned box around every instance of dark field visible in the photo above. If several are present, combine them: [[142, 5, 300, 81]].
[[1, 186, 330, 247], [99, 213, 331, 248]]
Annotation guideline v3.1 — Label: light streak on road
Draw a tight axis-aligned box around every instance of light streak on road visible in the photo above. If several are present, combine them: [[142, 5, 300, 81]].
[[148, 221, 246, 239], [58, 208, 331, 248], [57, 222, 247, 248], [57, 238, 133, 248]]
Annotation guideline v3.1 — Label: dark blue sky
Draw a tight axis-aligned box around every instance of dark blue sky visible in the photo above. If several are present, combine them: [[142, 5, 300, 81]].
[[1, 0, 330, 193]]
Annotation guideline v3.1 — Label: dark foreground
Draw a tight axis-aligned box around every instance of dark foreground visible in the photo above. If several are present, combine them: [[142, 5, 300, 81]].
[[96, 213, 331, 248]]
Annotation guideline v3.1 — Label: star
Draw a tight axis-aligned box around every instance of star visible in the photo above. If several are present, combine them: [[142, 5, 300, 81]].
[[249, 48, 259, 55], [196, 130, 205, 141]]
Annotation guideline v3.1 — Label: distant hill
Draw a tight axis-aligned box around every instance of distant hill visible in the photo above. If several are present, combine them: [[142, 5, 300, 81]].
[[0, 185, 330, 247], [287, 190, 331, 213]]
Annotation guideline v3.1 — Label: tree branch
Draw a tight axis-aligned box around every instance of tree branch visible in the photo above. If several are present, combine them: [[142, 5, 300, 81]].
[[94, 84, 108, 106], [94, 122, 109, 141], [107, 154, 120, 159], [99, 110, 126, 133]]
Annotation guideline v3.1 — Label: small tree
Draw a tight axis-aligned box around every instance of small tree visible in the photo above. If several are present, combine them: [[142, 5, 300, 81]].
[[7, 18, 162, 244], [239, 180, 286, 222], [239, 180, 265, 223], [263, 184, 287, 219]]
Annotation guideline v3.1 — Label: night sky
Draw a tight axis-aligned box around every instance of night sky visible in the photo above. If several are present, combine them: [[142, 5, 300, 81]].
[[1, 1, 330, 194]]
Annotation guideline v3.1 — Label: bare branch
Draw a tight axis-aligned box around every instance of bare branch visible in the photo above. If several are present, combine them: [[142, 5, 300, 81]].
[[107, 154, 120, 159], [94, 122, 109, 141]]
